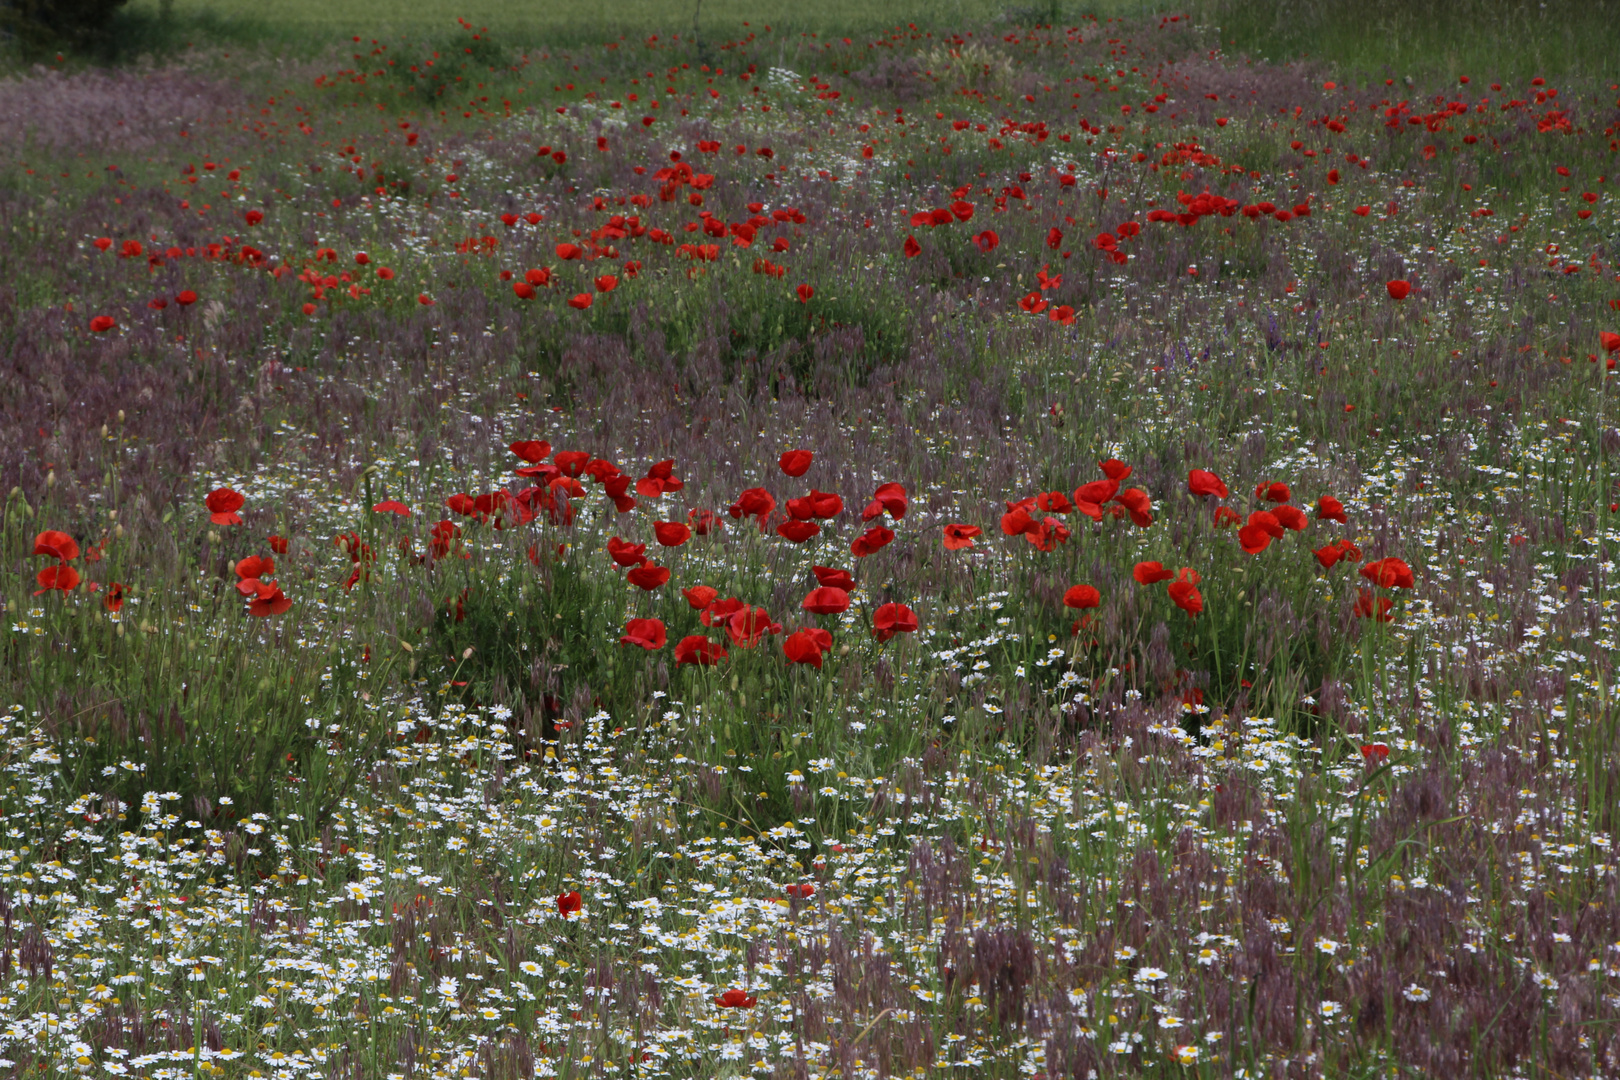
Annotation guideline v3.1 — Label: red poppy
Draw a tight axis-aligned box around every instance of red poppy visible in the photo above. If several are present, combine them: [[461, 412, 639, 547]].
[[1049, 305, 1076, 325], [703, 598, 747, 627], [1359, 557, 1414, 589], [779, 449, 813, 477], [1355, 588, 1394, 622], [636, 459, 683, 498], [1238, 511, 1282, 554], [510, 440, 552, 463], [973, 230, 999, 253], [33, 530, 80, 561], [525, 267, 552, 286], [626, 562, 670, 591], [568, 293, 593, 310], [512, 281, 536, 300], [89, 315, 116, 333], [796, 284, 815, 303], [689, 508, 724, 535], [1314, 543, 1345, 569], [1272, 505, 1308, 531], [1097, 459, 1132, 482], [683, 585, 718, 611], [372, 500, 411, 515], [557, 891, 583, 917], [1255, 481, 1292, 503], [714, 989, 757, 1009], [783, 628, 833, 667], [1000, 500, 1038, 536], [595, 274, 618, 293], [1063, 584, 1100, 609], [1212, 506, 1241, 528], [675, 636, 728, 665], [1360, 742, 1390, 766], [1074, 478, 1119, 507], [787, 490, 843, 520], [1018, 291, 1048, 315], [1116, 488, 1153, 528], [1187, 469, 1229, 499], [552, 451, 589, 477], [943, 523, 982, 550], [268, 535, 289, 554], [148, 297, 169, 310], [777, 520, 821, 543], [1167, 568, 1202, 617], [1386, 279, 1411, 300], [729, 487, 777, 529], [851, 526, 894, 557], [1025, 516, 1071, 551], [785, 882, 816, 898], [862, 482, 907, 521], [654, 522, 692, 547], [1316, 496, 1347, 523], [903, 235, 921, 258], [1133, 561, 1174, 585], [619, 617, 667, 650], [813, 566, 855, 590], [872, 602, 918, 641], [556, 243, 583, 260], [104, 582, 126, 613], [205, 487, 246, 526], [33, 564, 80, 594], [246, 578, 292, 617], [445, 493, 478, 517], [1601, 331, 1620, 353], [234, 555, 276, 590], [802, 586, 850, 614], [727, 606, 781, 647], [950, 199, 975, 222], [1036, 491, 1074, 515]]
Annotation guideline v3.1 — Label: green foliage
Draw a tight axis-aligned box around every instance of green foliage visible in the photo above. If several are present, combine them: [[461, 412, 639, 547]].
[[1, 0, 131, 52]]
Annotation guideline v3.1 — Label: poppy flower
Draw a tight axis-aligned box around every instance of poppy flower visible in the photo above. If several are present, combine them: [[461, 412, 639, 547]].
[[371, 500, 411, 515], [607, 536, 648, 567], [727, 606, 780, 648], [1316, 496, 1347, 523], [950, 199, 975, 222], [872, 602, 918, 641], [779, 449, 813, 477], [729, 487, 776, 528], [1018, 291, 1048, 315], [1133, 561, 1174, 585], [1272, 505, 1308, 531], [674, 635, 727, 666], [512, 281, 536, 300], [683, 585, 718, 611], [1212, 506, 1241, 528], [1001, 500, 1038, 536], [943, 523, 982, 550], [205, 487, 246, 526], [33, 564, 80, 594], [973, 230, 999, 253], [1049, 305, 1076, 325], [234, 555, 276, 590], [796, 284, 815, 303], [510, 440, 552, 463], [568, 293, 593, 310], [1187, 469, 1229, 499], [1359, 557, 1414, 589], [619, 617, 667, 650], [1601, 331, 1620, 353], [714, 989, 757, 1009], [783, 628, 833, 668], [418, 293, 434, 306], [377, 267, 395, 280], [1386, 279, 1411, 300], [1355, 588, 1394, 622], [1063, 584, 1100, 609], [636, 459, 683, 498], [1360, 742, 1390, 766], [813, 566, 855, 590], [785, 882, 816, 898], [552, 451, 589, 477], [595, 274, 618, 293], [903, 235, 921, 258], [557, 891, 583, 917], [525, 267, 552, 286], [1167, 569, 1202, 617], [703, 598, 747, 627], [1116, 488, 1153, 528], [851, 526, 894, 557], [1097, 459, 1132, 482], [94, 236, 113, 251], [1074, 478, 1119, 507], [802, 586, 850, 615], [246, 578, 292, 617], [777, 520, 821, 543], [1255, 481, 1292, 503], [89, 315, 117, 333], [862, 482, 907, 520], [625, 562, 670, 591], [653, 522, 692, 547], [786, 490, 843, 520], [32, 530, 80, 562], [268, 535, 289, 554], [445, 493, 478, 517], [689, 508, 724, 535], [176, 290, 198, 306], [556, 243, 583, 260], [1036, 491, 1074, 515], [1025, 516, 1071, 551], [104, 582, 126, 614], [148, 297, 169, 310]]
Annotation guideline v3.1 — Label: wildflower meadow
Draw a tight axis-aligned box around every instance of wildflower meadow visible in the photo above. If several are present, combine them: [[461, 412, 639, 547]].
[[2, 1, 1620, 1076]]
